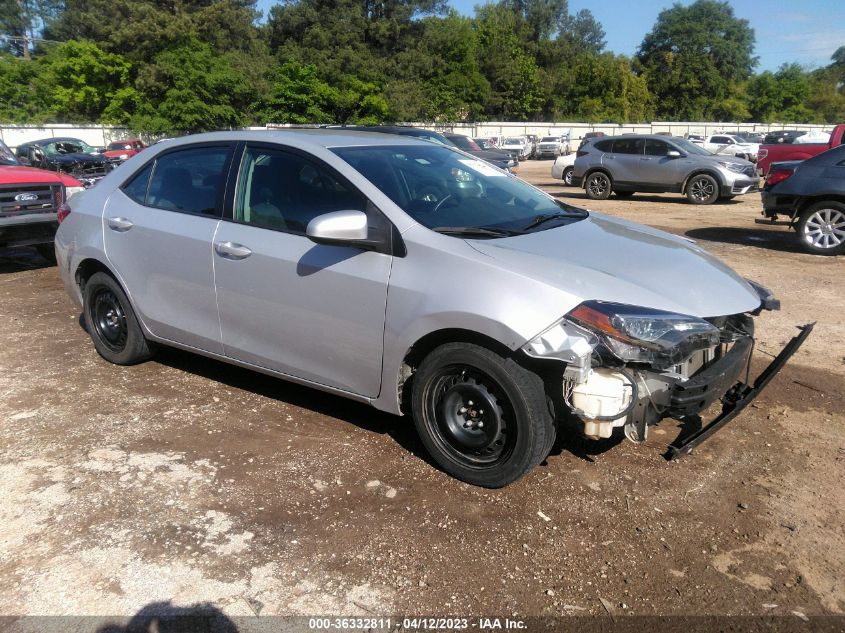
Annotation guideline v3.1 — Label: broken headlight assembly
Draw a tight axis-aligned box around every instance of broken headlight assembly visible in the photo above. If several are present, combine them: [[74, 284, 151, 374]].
[[566, 300, 721, 369]]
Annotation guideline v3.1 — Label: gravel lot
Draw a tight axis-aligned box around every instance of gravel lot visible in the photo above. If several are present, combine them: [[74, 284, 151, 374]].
[[0, 159, 843, 626]]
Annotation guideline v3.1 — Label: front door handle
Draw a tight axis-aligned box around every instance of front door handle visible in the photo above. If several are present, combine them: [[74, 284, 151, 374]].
[[640, 157, 653, 161], [215, 241, 252, 260], [107, 217, 134, 232]]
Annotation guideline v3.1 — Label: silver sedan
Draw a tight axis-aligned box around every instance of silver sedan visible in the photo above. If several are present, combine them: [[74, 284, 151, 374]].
[[55, 130, 808, 487]]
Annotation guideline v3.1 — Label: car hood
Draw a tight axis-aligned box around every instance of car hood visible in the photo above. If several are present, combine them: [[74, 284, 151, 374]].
[[699, 153, 753, 167], [467, 149, 513, 163], [47, 153, 107, 164], [467, 212, 760, 318], [0, 165, 80, 185]]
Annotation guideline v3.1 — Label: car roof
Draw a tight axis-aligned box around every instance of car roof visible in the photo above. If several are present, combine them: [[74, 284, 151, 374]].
[[26, 137, 86, 146], [151, 129, 440, 151]]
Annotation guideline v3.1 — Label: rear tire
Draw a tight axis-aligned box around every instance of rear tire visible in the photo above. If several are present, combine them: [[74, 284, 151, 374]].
[[686, 174, 719, 205], [83, 272, 154, 365], [797, 201, 845, 255], [584, 171, 612, 200], [562, 166, 574, 186], [411, 343, 555, 488]]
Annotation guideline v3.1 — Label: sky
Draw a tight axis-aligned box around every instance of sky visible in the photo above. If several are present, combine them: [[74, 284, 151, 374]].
[[255, 0, 845, 73]]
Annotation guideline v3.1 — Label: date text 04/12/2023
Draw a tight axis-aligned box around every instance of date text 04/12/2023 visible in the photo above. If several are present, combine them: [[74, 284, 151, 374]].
[[307, 617, 528, 630]]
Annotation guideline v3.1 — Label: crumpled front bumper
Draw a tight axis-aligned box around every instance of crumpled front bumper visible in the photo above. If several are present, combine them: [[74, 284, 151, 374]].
[[665, 323, 814, 459]]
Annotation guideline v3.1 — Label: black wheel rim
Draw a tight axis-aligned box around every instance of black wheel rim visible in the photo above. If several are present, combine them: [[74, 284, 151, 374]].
[[91, 288, 128, 352], [424, 365, 515, 467], [588, 174, 609, 197]]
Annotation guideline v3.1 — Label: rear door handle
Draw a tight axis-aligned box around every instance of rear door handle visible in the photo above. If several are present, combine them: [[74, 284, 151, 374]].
[[107, 217, 134, 232], [215, 241, 252, 260]]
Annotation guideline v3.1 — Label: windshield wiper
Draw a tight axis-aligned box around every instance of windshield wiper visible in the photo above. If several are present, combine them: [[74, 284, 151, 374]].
[[520, 213, 575, 231], [432, 226, 522, 238]]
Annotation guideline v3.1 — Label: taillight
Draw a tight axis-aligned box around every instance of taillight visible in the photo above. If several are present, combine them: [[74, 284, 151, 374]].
[[57, 203, 71, 223], [576, 150, 589, 157], [766, 168, 794, 187]]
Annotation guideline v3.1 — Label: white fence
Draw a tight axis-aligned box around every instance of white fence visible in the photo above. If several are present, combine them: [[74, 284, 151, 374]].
[[1, 121, 834, 150]]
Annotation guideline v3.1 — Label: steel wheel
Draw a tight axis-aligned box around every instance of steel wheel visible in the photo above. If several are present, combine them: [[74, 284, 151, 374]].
[[563, 166, 573, 186], [82, 272, 154, 365], [91, 288, 128, 352], [411, 342, 555, 487], [423, 365, 515, 467], [585, 172, 611, 199]]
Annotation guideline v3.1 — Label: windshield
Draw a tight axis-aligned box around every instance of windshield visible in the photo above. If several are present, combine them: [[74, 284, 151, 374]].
[[108, 142, 133, 151], [503, 137, 524, 145], [43, 140, 95, 155], [333, 144, 587, 238], [449, 135, 481, 151], [671, 138, 713, 156], [0, 140, 18, 165], [540, 137, 558, 142]]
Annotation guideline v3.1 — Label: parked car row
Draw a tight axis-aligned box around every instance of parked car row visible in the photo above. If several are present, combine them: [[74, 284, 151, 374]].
[[53, 127, 806, 487], [569, 134, 758, 205], [551, 127, 845, 255]]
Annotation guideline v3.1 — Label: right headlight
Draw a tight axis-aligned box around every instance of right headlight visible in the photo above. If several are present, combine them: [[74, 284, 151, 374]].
[[566, 300, 720, 368]]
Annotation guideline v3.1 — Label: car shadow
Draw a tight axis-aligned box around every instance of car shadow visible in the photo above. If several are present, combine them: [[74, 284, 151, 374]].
[[546, 415, 624, 463], [96, 600, 239, 633], [685, 226, 806, 253], [0, 247, 55, 273], [150, 345, 430, 465], [550, 190, 746, 206]]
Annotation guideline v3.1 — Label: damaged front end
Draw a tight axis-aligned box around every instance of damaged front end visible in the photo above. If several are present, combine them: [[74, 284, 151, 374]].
[[522, 284, 813, 457]]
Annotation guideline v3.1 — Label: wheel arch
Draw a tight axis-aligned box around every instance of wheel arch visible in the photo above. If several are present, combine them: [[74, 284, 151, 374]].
[[795, 195, 845, 218], [75, 256, 117, 293], [396, 328, 517, 416], [681, 169, 724, 193], [583, 167, 613, 189]]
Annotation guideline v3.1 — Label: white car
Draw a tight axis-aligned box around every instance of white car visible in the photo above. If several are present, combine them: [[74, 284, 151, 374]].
[[551, 152, 577, 185], [536, 136, 570, 159], [500, 136, 531, 161], [701, 134, 759, 162]]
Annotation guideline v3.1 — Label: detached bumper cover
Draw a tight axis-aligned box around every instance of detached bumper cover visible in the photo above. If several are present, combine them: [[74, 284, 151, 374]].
[[666, 323, 814, 460]]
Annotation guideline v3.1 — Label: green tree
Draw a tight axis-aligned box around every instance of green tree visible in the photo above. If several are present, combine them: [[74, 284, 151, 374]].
[[636, 0, 757, 120], [130, 39, 257, 133], [475, 3, 544, 119], [0, 0, 62, 58], [747, 63, 814, 123]]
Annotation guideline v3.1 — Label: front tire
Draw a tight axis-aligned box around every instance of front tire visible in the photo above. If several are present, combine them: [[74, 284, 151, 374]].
[[562, 166, 574, 186], [797, 202, 845, 255], [686, 174, 719, 205], [83, 272, 154, 365], [411, 343, 555, 488], [585, 171, 612, 200]]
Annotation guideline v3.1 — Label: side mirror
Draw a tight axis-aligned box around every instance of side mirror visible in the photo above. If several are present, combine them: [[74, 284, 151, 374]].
[[667, 150, 682, 158], [306, 210, 369, 245]]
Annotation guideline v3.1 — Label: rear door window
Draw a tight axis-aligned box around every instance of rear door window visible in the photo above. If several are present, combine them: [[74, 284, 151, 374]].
[[145, 146, 232, 216], [611, 138, 644, 155], [593, 139, 613, 152]]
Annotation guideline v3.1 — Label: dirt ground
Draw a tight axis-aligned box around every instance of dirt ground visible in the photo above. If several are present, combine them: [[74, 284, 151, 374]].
[[0, 159, 843, 627]]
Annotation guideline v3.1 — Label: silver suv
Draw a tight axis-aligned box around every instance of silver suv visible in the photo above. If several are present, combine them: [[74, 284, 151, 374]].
[[55, 130, 808, 487], [572, 135, 759, 205]]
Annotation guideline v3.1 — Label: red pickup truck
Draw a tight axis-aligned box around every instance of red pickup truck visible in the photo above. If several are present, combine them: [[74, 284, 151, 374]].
[[1, 139, 83, 260], [757, 124, 845, 175]]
